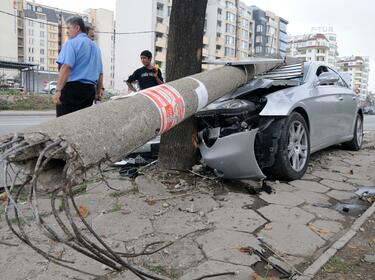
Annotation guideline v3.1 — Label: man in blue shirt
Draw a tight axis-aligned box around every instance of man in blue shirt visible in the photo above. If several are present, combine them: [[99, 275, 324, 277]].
[[53, 16, 103, 117]]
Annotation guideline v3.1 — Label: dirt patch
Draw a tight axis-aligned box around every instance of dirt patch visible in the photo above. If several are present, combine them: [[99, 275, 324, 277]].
[[316, 212, 375, 280]]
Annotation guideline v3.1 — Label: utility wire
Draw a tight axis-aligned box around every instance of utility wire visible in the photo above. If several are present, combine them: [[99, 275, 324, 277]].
[[0, 9, 166, 36]]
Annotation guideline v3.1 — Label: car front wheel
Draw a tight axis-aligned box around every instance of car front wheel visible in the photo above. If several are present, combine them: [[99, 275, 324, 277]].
[[270, 112, 310, 180], [50, 88, 56, 95]]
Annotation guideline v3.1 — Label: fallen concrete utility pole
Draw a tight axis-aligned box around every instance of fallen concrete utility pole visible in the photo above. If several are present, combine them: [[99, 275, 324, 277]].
[[0, 59, 282, 279]]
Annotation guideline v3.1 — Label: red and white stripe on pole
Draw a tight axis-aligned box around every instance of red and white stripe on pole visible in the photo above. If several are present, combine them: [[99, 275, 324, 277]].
[[140, 84, 186, 134]]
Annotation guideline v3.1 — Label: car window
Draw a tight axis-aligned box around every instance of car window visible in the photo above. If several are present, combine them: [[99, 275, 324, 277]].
[[327, 67, 349, 88], [316, 66, 328, 77], [316, 67, 344, 87]]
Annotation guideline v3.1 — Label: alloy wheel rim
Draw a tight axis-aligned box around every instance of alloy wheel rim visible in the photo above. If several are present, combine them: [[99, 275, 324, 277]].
[[287, 121, 308, 172]]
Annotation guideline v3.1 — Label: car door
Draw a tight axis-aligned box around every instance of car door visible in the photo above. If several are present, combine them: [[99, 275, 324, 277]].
[[334, 72, 358, 138], [308, 66, 342, 150]]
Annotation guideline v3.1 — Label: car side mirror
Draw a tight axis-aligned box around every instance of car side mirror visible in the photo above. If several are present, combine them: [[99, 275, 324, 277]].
[[317, 72, 340, 86]]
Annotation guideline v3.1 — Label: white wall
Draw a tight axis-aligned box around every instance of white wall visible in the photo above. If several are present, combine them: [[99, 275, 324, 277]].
[[114, 0, 156, 93], [94, 9, 115, 90], [0, 0, 18, 61]]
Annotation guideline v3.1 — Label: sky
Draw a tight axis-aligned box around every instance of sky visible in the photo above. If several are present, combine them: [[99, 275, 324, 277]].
[[33, 0, 374, 91]]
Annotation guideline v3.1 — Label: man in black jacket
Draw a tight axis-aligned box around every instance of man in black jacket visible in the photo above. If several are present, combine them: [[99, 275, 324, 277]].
[[126, 50, 164, 91]]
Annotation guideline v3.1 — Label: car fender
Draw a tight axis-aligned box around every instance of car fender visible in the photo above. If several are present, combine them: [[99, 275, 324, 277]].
[[259, 87, 310, 116]]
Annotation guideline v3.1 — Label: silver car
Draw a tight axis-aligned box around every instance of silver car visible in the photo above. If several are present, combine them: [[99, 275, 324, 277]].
[[196, 62, 363, 180]]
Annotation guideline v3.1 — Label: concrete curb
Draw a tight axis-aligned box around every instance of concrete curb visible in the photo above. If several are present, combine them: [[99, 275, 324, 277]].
[[296, 201, 375, 280]]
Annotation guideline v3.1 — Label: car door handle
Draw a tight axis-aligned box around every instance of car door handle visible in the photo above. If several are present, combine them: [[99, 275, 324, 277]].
[[339, 96, 344, 101]]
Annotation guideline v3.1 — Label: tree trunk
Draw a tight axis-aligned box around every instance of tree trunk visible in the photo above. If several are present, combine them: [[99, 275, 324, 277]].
[[158, 0, 208, 170]]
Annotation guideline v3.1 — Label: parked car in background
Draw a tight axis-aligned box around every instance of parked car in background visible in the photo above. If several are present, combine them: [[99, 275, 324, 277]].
[[364, 106, 375, 115], [43, 81, 57, 94], [196, 61, 363, 180]]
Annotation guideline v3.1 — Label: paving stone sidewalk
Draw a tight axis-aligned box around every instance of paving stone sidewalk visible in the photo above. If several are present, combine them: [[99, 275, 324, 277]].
[[1, 132, 375, 280]]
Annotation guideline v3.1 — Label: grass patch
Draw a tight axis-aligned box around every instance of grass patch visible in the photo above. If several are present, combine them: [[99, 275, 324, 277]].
[[323, 256, 358, 273], [146, 265, 178, 279], [109, 184, 139, 198], [106, 203, 122, 213], [0, 93, 54, 110], [71, 184, 87, 197]]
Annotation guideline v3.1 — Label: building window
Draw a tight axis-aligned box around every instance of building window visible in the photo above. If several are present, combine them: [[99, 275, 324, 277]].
[[217, 8, 222, 15], [40, 22, 44, 28], [242, 30, 248, 38], [225, 23, 235, 34], [242, 19, 249, 29], [28, 20, 33, 27], [225, 35, 235, 46], [224, 47, 235, 57], [226, 12, 235, 22], [29, 38, 34, 44], [241, 40, 247, 49], [40, 31, 45, 37], [40, 49, 44, 55], [255, 35, 262, 43], [40, 58, 44, 63], [255, 46, 263, 53], [256, 25, 263, 32], [225, 1, 235, 9], [36, 11, 46, 20]]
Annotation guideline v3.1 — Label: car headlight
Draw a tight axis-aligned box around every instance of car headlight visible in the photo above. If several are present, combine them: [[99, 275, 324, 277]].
[[217, 100, 251, 109]]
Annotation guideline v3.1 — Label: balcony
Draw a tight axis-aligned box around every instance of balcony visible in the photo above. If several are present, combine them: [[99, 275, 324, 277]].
[[202, 48, 208, 57], [155, 37, 167, 48], [203, 35, 209, 45], [216, 36, 224, 45], [215, 49, 224, 57], [156, 23, 167, 34], [155, 51, 166, 62]]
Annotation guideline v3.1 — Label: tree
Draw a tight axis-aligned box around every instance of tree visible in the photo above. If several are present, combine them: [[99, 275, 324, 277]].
[[158, 0, 208, 170]]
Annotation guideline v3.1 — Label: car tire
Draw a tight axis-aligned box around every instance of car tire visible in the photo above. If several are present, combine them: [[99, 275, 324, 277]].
[[270, 112, 310, 180], [342, 113, 363, 151], [50, 88, 56, 95]]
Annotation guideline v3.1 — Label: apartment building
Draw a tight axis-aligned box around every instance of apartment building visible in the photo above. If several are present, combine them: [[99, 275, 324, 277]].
[[287, 27, 339, 68], [19, 2, 79, 71], [251, 6, 288, 58], [115, 0, 260, 91], [286, 33, 337, 68], [337, 56, 370, 97], [13, 2, 115, 90], [311, 26, 338, 66], [85, 8, 115, 90]]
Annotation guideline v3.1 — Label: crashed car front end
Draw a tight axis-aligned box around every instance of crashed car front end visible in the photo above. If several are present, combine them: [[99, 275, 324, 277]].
[[195, 75, 300, 180], [196, 98, 271, 180]]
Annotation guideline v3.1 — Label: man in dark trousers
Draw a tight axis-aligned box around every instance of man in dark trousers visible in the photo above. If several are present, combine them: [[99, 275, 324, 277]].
[[126, 50, 163, 92], [52, 16, 103, 117]]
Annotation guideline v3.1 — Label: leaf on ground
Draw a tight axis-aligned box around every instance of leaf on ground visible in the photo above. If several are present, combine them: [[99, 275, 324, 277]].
[[264, 223, 273, 230], [78, 205, 89, 218], [0, 192, 8, 204], [308, 223, 331, 235], [145, 199, 157, 206], [238, 246, 253, 254]]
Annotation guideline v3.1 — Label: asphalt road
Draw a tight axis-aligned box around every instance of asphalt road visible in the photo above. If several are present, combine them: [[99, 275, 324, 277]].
[[0, 112, 375, 136], [364, 114, 375, 131], [0, 112, 54, 136]]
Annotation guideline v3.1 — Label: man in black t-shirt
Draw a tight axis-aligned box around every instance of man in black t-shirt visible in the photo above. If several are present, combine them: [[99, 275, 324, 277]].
[[126, 50, 164, 91]]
